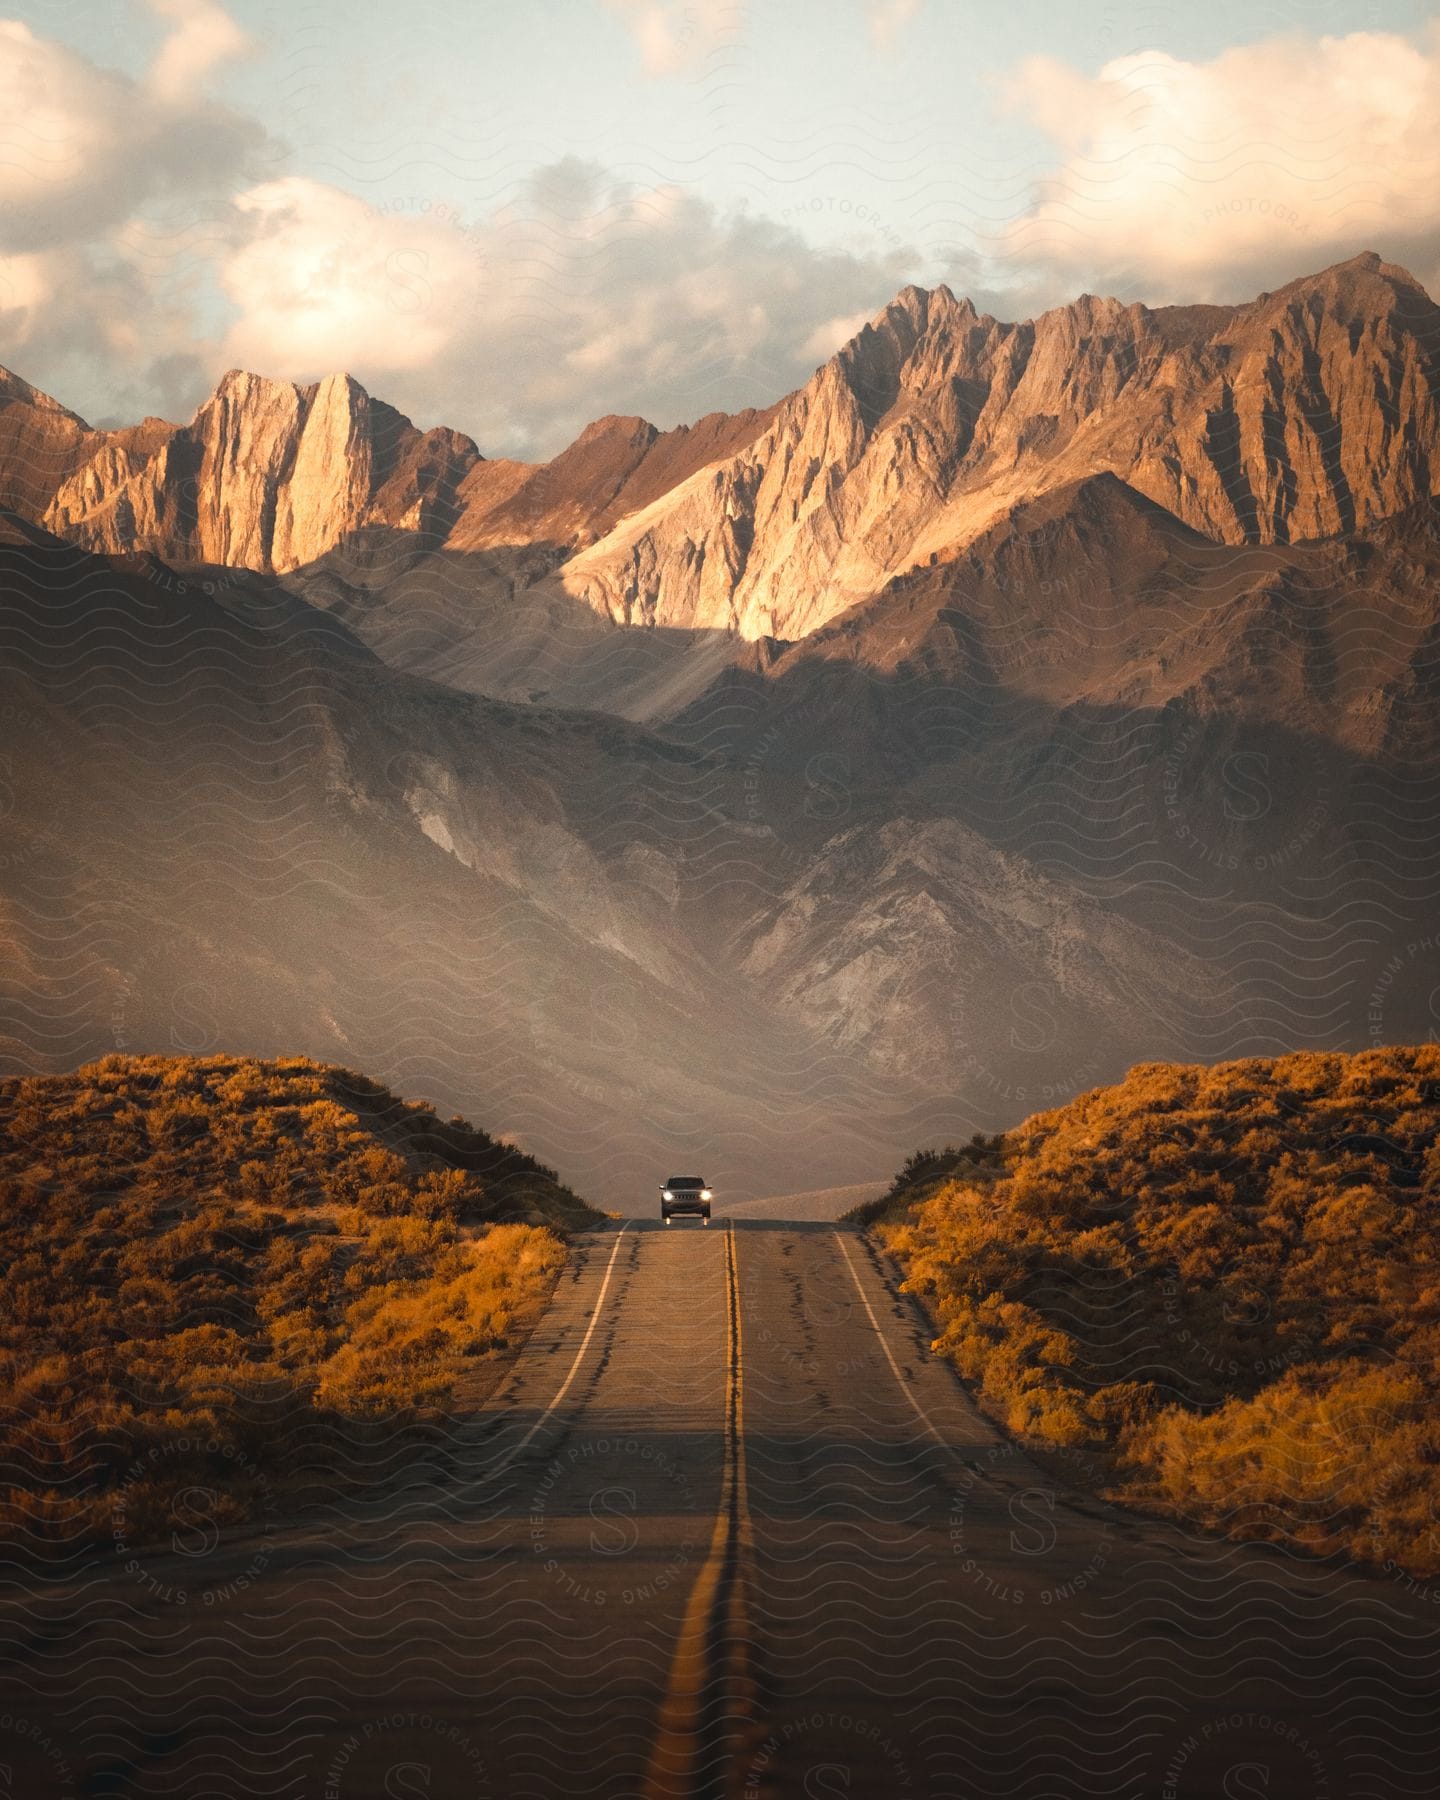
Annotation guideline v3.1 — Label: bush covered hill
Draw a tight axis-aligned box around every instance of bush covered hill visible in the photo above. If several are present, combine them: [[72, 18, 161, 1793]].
[[0, 1053, 600, 1556], [861, 1047, 1440, 1576]]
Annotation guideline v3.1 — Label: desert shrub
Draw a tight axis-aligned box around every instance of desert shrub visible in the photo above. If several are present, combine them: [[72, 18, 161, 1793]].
[[845, 1133, 1007, 1228], [318, 1224, 565, 1412], [0, 1053, 597, 1559], [872, 1045, 1440, 1574], [1127, 1359, 1440, 1570]]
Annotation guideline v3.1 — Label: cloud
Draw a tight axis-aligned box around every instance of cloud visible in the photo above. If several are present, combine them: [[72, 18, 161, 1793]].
[[799, 309, 874, 360], [601, 0, 740, 76], [146, 0, 253, 104], [222, 180, 469, 374], [218, 159, 917, 455], [0, 7, 257, 253], [998, 26, 1440, 300], [0, 11, 916, 446], [0, 3, 262, 416], [0, 235, 214, 423], [869, 0, 921, 54]]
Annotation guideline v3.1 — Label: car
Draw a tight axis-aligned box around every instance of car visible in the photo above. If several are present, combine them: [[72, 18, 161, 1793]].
[[660, 1176, 712, 1224]]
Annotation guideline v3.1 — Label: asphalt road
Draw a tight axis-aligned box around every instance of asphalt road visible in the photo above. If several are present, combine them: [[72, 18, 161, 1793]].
[[2, 1220, 1438, 1799]]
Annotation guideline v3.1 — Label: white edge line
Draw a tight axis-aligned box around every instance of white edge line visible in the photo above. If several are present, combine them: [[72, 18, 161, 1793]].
[[834, 1229, 952, 1453], [486, 1223, 630, 1481]]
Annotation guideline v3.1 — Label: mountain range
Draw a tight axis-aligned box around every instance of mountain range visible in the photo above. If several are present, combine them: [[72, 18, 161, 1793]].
[[1, 251, 1438, 1203]]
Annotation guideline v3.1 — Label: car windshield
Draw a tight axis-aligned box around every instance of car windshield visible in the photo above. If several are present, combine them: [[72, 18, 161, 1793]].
[[666, 1176, 705, 1188]]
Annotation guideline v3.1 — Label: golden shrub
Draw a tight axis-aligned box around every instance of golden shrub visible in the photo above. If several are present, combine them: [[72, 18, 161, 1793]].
[[0, 1053, 594, 1554], [872, 1045, 1440, 1575]]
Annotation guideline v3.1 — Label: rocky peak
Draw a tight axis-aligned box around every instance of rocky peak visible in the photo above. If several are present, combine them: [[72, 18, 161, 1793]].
[[5, 253, 1437, 644], [572, 414, 659, 451], [559, 255, 1440, 639], [0, 365, 97, 518], [0, 363, 90, 421], [42, 366, 481, 572], [839, 283, 990, 421]]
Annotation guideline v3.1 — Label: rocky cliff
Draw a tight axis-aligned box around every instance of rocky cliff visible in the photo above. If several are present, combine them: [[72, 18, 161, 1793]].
[[7, 252, 1439, 633], [0, 366, 97, 518], [558, 254, 1440, 639], [38, 370, 481, 573]]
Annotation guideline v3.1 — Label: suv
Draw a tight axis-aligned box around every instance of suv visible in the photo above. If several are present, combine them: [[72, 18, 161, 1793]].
[[660, 1176, 712, 1225]]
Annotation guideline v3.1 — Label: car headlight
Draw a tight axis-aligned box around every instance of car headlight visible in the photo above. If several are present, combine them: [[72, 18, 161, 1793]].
[[701, 1189, 712, 1199], [662, 1190, 673, 1200]]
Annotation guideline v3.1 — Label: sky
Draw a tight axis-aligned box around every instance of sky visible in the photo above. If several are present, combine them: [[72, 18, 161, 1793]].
[[3, 0, 1439, 455]]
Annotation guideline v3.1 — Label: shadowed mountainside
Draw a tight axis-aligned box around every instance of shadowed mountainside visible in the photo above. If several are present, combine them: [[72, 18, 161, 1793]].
[[0, 515, 911, 1202], [0, 509, 1257, 1201]]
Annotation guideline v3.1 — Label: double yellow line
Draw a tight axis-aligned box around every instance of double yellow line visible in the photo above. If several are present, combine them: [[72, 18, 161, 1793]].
[[641, 1221, 756, 1797]]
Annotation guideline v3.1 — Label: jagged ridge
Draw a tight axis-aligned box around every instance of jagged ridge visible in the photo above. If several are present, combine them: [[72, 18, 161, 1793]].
[[3, 253, 1435, 626]]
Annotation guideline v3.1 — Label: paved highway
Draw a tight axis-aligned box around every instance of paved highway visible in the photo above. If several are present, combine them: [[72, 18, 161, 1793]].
[[1, 1220, 1437, 1798]]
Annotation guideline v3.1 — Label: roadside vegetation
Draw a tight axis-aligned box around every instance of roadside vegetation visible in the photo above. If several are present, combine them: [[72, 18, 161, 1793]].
[[0, 1054, 598, 1556], [861, 1048, 1440, 1576]]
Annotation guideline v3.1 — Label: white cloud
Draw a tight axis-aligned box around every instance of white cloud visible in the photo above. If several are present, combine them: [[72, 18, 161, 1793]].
[[999, 26, 1440, 299], [869, 0, 920, 54], [0, 7, 257, 253], [0, 236, 213, 423], [602, 0, 740, 76], [146, 0, 253, 104], [0, 3, 261, 416], [800, 309, 874, 360], [218, 160, 916, 455], [0, 10, 915, 447], [222, 180, 469, 374]]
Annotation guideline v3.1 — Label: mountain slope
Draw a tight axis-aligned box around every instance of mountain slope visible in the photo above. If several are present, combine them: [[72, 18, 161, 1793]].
[[671, 476, 1440, 880], [732, 813, 1224, 1100], [0, 514, 752, 1194], [12, 254, 1437, 654], [661, 474, 1440, 1088], [446, 405, 779, 552], [559, 254, 1440, 640], [0, 513, 1258, 1197]]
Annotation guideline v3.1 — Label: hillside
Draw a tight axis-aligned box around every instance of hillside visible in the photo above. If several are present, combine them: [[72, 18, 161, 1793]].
[[862, 1046, 1440, 1574], [0, 1054, 598, 1559], [0, 511, 908, 1203]]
